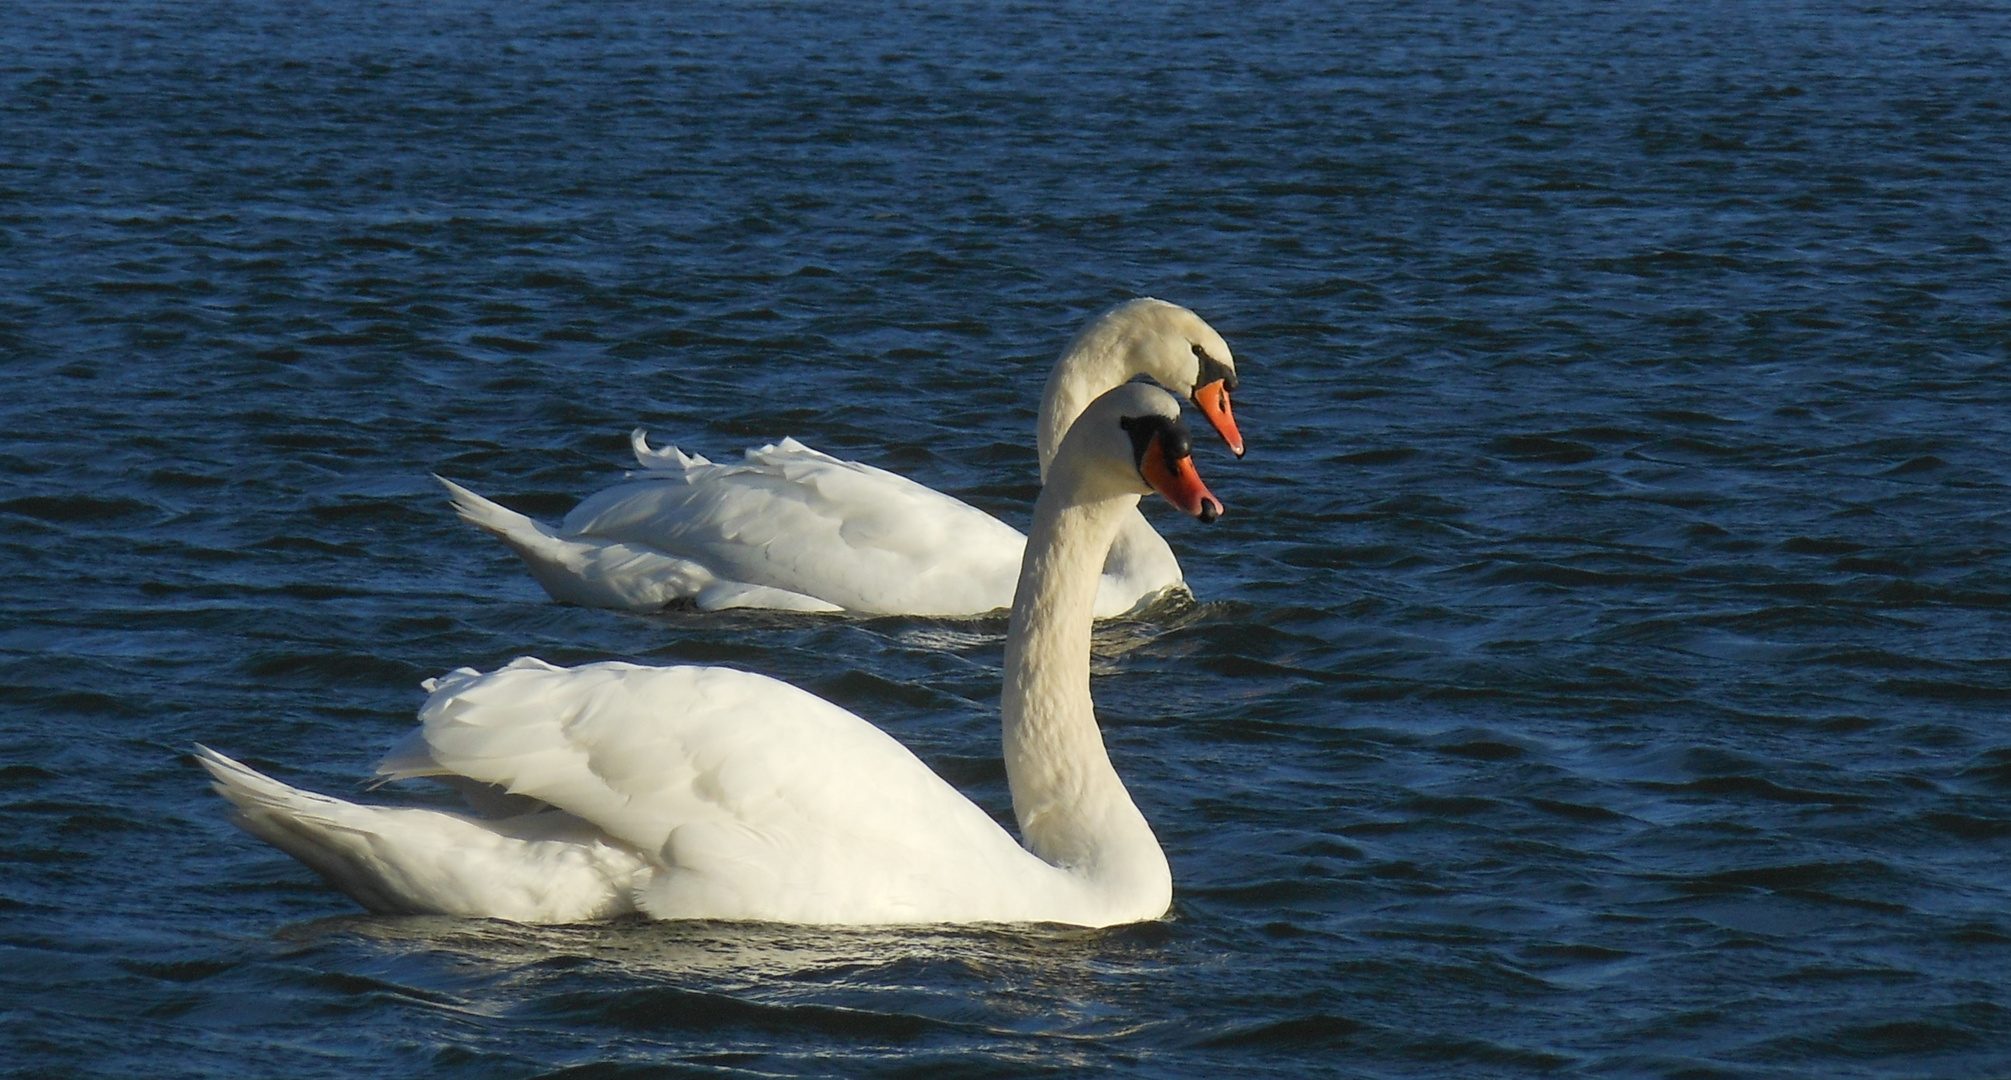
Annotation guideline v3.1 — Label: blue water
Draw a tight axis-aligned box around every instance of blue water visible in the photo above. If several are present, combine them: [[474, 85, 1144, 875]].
[[4, 1, 2010, 1076]]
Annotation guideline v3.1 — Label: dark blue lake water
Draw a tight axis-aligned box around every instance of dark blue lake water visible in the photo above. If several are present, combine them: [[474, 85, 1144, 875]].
[[5, 1, 2010, 1076]]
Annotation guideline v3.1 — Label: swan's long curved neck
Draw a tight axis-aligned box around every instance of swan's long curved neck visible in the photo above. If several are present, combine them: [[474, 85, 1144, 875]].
[[1036, 324, 1145, 481], [1001, 479, 1170, 905]]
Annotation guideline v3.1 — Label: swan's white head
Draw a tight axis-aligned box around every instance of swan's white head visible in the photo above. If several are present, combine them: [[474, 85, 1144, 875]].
[[1084, 297, 1243, 458], [1055, 383, 1223, 523]]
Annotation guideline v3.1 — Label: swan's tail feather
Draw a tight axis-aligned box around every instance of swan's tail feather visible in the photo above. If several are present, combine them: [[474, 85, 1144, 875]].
[[197, 743, 448, 915], [433, 475, 714, 612], [436, 474, 560, 544], [194, 745, 643, 923]]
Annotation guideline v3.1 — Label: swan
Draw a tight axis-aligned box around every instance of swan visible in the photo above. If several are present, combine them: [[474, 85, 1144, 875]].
[[437, 298, 1241, 618], [197, 383, 1222, 926]]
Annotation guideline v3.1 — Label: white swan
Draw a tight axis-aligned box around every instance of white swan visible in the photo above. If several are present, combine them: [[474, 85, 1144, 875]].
[[197, 384, 1221, 926], [438, 298, 1240, 618]]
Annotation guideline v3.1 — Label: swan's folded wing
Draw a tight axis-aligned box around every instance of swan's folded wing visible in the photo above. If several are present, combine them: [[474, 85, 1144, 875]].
[[556, 439, 1028, 614], [382, 658, 1041, 920]]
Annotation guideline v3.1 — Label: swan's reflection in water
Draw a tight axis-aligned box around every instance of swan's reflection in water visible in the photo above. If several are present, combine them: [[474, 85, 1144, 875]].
[[273, 912, 1183, 1060], [645, 590, 1230, 677], [891, 591, 1225, 653]]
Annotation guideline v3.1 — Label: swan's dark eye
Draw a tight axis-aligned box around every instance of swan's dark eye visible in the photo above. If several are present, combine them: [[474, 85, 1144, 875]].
[[1192, 344, 1239, 392], [1119, 414, 1193, 472]]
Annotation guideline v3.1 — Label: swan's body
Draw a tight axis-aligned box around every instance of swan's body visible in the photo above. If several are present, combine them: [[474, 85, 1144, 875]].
[[200, 384, 1221, 926], [442, 298, 1239, 618], [197, 659, 1134, 924]]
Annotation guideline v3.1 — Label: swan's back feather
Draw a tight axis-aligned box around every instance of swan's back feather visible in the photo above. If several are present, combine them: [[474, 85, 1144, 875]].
[[560, 439, 1030, 615]]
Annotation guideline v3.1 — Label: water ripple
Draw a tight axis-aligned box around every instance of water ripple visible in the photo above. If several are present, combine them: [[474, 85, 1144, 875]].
[[4, 0, 2010, 1077]]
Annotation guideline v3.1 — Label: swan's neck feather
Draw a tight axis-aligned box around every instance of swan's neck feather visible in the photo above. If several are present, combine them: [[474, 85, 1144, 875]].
[[1002, 478, 1170, 915], [1036, 322, 1145, 481]]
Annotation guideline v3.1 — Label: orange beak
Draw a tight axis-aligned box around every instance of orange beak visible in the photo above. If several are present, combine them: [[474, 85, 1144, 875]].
[[1140, 434, 1223, 523], [1192, 380, 1244, 457]]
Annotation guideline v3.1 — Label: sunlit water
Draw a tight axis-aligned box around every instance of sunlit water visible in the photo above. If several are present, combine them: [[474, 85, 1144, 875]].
[[3, 1, 2009, 1076]]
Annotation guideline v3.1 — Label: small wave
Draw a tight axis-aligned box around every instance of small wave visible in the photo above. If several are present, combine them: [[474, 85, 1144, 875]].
[[533, 985, 959, 1041], [0, 494, 159, 524], [1196, 1011, 1363, 1049]]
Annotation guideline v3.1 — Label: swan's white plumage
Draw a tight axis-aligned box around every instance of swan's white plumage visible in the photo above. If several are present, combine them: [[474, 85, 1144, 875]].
[[443, 298, 1234, 618], [559, 437, 1032, 617], [200, 384, 1202, 927]]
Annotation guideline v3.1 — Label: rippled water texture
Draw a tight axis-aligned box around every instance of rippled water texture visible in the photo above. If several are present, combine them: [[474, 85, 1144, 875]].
[[4, 1, 2010, 1076]]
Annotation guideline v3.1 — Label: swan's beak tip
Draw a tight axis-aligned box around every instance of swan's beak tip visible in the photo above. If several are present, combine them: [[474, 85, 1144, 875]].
[[1142, 440, 1222, 523]]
